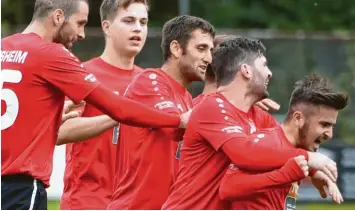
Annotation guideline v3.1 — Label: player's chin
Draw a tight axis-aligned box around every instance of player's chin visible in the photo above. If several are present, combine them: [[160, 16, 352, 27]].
[[195, 73, 205, 82], [65, 42, 74, 50], [257, 90, 269, 101], [126, 46, 143, 55], [309, 145, 318, 152]]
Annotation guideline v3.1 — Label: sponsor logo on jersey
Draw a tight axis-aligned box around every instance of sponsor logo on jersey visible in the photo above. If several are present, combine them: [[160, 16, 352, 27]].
[[154, 101, 175, 110], [222, 126, 243, 134]]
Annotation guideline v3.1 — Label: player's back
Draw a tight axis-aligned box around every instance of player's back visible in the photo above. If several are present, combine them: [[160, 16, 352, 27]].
[[108, 69, 193, 209], [61, 58, 143, 209], [229, 126, 298, 210], [1, 33, 98, 187], [163, 93, 278, 210], [1, 33, 65, 186]]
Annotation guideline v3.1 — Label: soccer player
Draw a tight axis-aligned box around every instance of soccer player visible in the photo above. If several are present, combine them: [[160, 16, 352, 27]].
[[220, 73, 348, 209], [1, 0, 187, 209], [162, 37, 338, 210], [107, 15, 215, 209], [58, 0, 148, 209]]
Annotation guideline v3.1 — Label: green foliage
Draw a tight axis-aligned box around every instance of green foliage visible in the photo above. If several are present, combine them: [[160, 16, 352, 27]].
[[190, 0, 355, 30], [3, 0, 355, 30]]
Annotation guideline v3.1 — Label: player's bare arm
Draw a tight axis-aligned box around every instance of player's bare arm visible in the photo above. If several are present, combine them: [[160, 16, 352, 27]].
[[61, 100, 84, 124], [57, 115, 117, 145]]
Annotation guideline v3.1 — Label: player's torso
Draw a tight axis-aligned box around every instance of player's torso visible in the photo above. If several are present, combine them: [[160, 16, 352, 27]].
[[231, 182, 297, 210], [1, 33, 65, 185], [110, 69, 193, 209], [231, 127, 298, 210], [165, 94, 249, 210], [62, 58, 142, 209]]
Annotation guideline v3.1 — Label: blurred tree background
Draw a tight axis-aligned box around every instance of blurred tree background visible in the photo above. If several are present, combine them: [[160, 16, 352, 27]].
[[3, 0, 355, 30], [2, 0, 355, 144]]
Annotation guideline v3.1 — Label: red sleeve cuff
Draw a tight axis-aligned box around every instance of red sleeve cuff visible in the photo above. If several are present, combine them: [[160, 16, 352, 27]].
[[299, 149, 309, 161]]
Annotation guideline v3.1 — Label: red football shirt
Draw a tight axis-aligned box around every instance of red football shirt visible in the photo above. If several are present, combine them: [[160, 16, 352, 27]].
[[107, 69, 192, 210], [1, 33, 100, 187], [162, 93, 306, 210], [192, 93, 207, 106], [60, 58, 143, 209], [226, 126, 301, 210]]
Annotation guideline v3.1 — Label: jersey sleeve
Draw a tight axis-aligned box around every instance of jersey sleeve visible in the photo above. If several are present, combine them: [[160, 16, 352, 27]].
[[262, 110, 279, 128], [124, 70, 181, 114], [194, 97, 308, 171], [193, 98, 246, 151], [39, 45, 100, 104], [253, 106, 279, 128], [219, 158, 306, 200]]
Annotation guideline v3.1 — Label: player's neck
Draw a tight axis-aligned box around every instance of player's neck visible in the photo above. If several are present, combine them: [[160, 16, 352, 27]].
[[22, 20, 55, 43], [100, 45, 135, 70], [280, 122, 298, 147], [202, 82, 217, 94], [217, 81, 256, 113], [161, 62, 191, 89]]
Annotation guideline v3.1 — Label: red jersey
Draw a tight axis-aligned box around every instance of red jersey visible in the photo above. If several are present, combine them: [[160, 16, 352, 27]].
[[225, 126, 301, 210], [107, 69, 193, 210], [192, 93, 207, 106], [60, 58, 143, 209], [162, 93, 306, 210], [1, 33, 100, 187]]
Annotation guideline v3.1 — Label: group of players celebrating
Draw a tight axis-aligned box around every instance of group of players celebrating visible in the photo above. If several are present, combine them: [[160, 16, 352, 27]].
[[1, 0, 349, 210]]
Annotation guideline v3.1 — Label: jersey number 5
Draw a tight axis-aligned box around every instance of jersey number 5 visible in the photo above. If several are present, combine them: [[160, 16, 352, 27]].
[[1, 69, 22, 130]]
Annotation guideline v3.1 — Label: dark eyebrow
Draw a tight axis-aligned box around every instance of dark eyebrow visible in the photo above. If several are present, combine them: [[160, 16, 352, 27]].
[[122, 16, 148, 20], [78, 19, 87, 25], [320, 120, 335, 126]]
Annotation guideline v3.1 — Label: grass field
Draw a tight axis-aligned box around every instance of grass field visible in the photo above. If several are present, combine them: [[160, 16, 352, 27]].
[[47, 201, 355, 210]]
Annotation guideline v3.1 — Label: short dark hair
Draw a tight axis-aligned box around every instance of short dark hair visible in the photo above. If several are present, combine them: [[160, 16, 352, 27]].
[[205, 34, 238, 82], [287, 74, 348, 117], [211, 37, 266, 87], [32, 0, 88, 20], [100, 0, 149, 22], [161, 15, 215, 62]]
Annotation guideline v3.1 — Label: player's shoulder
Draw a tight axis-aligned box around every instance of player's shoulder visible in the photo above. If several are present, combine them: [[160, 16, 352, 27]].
[[131, 68, 170, 84], [125, 68, 171, 95], [192, 93, 233, 118], [2, 33, 56, 54], [192, 93, 205, 107], [83, 57, 100, 66], [250, 105, 274, 119], [137, 68, 166, 77], [82, 57, 102, 72], [46, 44, 77, 58], [196, 93, 230, 109], [1, 33, 18, 44], [133, 65, 144, 73]]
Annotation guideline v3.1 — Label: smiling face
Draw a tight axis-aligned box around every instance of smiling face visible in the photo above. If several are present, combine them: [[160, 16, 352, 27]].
[[177, 29, 214, 82], [249, 54, 272, 100]]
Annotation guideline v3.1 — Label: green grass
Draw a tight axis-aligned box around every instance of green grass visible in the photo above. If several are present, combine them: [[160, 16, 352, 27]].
[[48, 201, 60, 210], [304, 202, 355, 210], [47, 201, 355, 210]]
